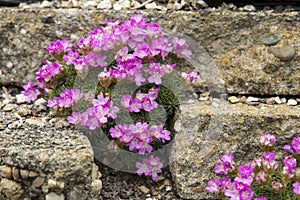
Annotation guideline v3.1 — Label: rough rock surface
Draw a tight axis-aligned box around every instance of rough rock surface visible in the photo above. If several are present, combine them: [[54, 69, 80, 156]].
[[170, 100, 300, 199], [0, 94, 99, 199], [0, 8, 299, 95]]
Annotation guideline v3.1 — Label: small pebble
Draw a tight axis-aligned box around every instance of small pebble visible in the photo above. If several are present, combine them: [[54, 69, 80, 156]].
[[165, 186, 172, 191], [197, 0, 208, 8], [287, 99, 297, 106], [45, 192, 65, 200], [246, 96, 259, 102], [6, 61, 13, 69], [3, 104, 18, 111], [119, 0, 131, 8], [97, 0, 112, 9], [25, 118, 44, 127], [12, 167, 21, 181], [274, 96, 281, 104], [0, 165, 12, 179], [81, 1, 97, 9], [40, 0, 53, 8], [268, 46, 296, 61], [281, 98, 287, 104], [29, 171, 39, 178], [48, 179, 58, 188], [138, 185, 150, 194], [228, 96, 239, 104], [164, 179, 172, 186], [33, 177, 45, 188], [17, 108, 31, 116], [262, 33, 281, 46], [55, 119, 70, 129], [72, 0, 80, 8], [20, 169, 29, 179], [20, 28, 27, 35], [243, 5, 256, 12], [91, 180, 102, 195], [16, 94, 27, 104], [61, 1, 73, 8], [113, 2, 122, 10], [145, 2, 158, 10], [240, 96, 247, 103], [34, 98, 47, 110], [266, 98, 276, 105]]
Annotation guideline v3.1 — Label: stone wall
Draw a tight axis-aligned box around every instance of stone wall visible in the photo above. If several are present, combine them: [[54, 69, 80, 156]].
[[0, 99, 102, 199], [1, 9, 299, 95]]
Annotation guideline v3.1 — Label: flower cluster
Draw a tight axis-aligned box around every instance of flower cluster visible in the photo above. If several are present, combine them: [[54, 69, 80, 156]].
[[121, 88, 159, 112], [207, 132, 300, 199], [206, 162, 254, 200], [36, 61, 63, 89], [214, 152, 235, 175], [21, 14, 200, 180], [109, 122, 170, 154], [22, 80, 41, 102], [136, 155, 163, 180], [181, 70, 200, 83], [47, 39, 72, 58], [67, 93, 119, 130], [47, 88, 83, 109], [258, 131, 276, 152], [284, 136, 300, 155]]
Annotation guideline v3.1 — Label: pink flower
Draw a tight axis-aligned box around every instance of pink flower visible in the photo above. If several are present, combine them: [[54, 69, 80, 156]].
[[47, 96, 59, 109], [215, 153, 235, 175], [206, 178, 222, 193], [92, 93, 110, 107], [67, 112, 82, 124], [238, 164, 253, 179], [63, 50, 79, 65], [293, 182, 300, 195], [22, 81, 41, 102], [151, 37, 172, 60], [85, 51, 107, 67], [36, 61, 63, 84], [254, 197, 267, 200], [47, 39, 72, 57], [256, 170, 267, 185], [147, 62, 165, 85], [272, 181, 283, 192], [181, 70, 200, 83], [292, 137, 300, 153], [136, 161, 151, 176], [283, 155, 297, 173], [259, 132, 276, 148], [133, 42, 151, 58], [171, 37, 192, 58]]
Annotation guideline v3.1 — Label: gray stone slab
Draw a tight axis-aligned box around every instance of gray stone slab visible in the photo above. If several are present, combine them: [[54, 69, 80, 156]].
[[0, 9, 299, 95], [0, 101, 100, 199], [170, 100, 300, 199]]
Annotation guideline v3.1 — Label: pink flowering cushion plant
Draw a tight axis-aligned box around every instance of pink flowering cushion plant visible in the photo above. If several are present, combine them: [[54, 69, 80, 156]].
[[22, 14, 200, 180], [206, 132, 300, 199]]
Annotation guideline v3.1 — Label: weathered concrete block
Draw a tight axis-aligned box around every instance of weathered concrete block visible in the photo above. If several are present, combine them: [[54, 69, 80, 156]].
[[0, 102, 100, 199], [0, 9, 299, 95], [170, 100, 300, 199]]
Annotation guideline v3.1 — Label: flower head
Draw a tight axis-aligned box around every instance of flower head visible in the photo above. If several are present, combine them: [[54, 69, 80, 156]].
[[259, 132, 276, 151], [293, 182, 300, 195], [22, 81, 40, 102], [136, 156, 163, 180], [215, 153, 235, 175]]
